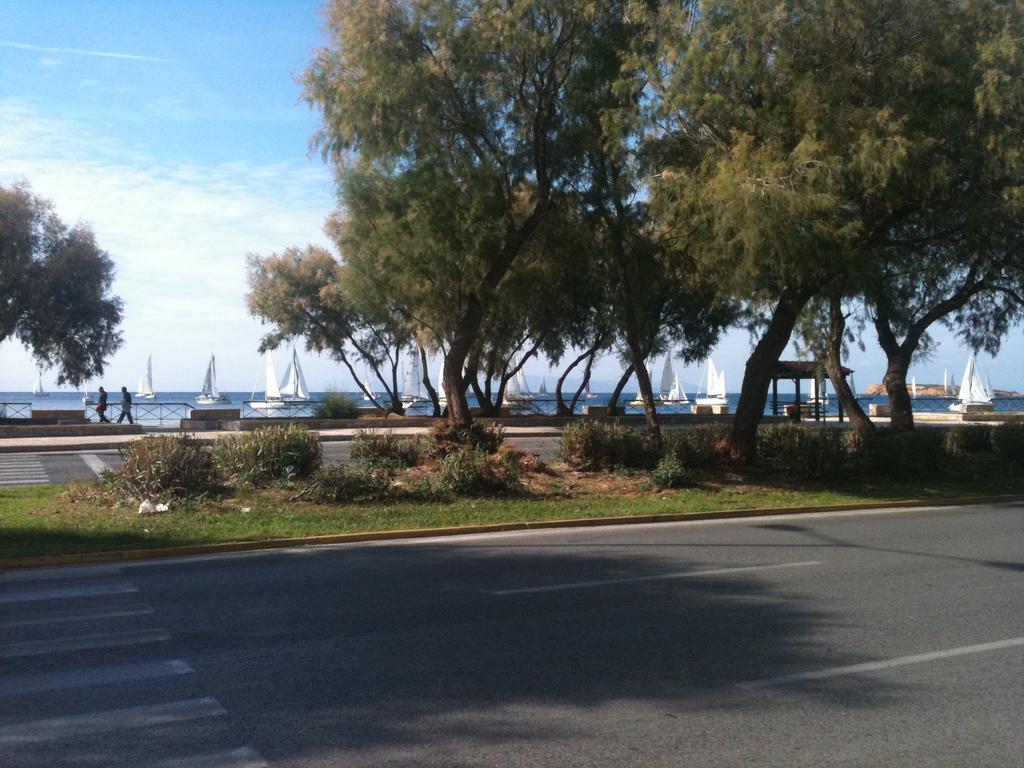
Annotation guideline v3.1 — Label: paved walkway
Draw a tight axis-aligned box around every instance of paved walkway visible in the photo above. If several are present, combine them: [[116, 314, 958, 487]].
[[0, 426, 565, 454]]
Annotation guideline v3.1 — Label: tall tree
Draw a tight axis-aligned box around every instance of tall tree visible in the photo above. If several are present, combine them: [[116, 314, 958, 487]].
[[305, 0, 631, 427], [0, 182, 123, 386]]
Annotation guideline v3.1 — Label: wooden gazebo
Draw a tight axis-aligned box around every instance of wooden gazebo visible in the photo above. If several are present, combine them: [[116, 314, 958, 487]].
[[769, 360, 854, 422]]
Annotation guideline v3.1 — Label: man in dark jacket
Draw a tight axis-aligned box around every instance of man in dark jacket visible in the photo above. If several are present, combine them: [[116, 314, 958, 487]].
[[116, 386, 133, 424], [96, 386, 111, 422]]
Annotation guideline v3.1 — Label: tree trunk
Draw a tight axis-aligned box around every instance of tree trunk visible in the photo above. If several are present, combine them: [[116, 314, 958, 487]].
[[418, 345, 441, 418], [606, 364, 634, 416], [444, 331, 475, 428], [555, 346, 596, 416], [823, 299, 874, 436], [882, 353, 915, 431], [622, 334, 660, 444], [728, 288, 814, 463], [568, 350, 596, 415]]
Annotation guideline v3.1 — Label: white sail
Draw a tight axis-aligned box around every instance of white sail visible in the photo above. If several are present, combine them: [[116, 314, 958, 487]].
[[264, 352, 281, 399], [279, 348, 309, 399], [696, 359, 728, 405], [659, 354, 675, 400], [954, 353, 992, 407], [200, 357, 214, 396], [911, 376, 917, 398], [136, 355, 155, 398], [197, 354, 229, 403], [943, 367, 951, 397], [666, 374, 688, 403], [32, 370, 46, 396], [516, 368, 531, 397], [435, 361, 446, 402], [538, 377, 548, 395], [402, 352, 422, 401]]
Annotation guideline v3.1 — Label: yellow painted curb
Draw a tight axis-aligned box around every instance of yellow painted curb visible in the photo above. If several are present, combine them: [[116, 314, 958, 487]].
[[1, 494, 1021, 570]]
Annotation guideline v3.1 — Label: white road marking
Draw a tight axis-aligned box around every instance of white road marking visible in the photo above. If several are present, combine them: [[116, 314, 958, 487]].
[[0, 696, 226, 745], [0, 659, 193, 697], [0, 603, 153, 628], [492, 560, 822, 595], [736, 637, 1024, 690], [0, 455, 48, 486], [82, 452, 109, 477], [0, 582, 138, 603], [142, 746, 269, 768], [0, 628, 169, 658], [0, 564, 124, 583]]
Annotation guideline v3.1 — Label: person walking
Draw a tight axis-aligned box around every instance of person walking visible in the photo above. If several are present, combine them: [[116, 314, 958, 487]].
[[116, 386, 134, 424], [96, 386, 111, 422]]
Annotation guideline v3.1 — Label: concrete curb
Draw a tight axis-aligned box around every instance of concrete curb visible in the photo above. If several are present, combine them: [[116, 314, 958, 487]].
[[2, 494, 1021, 570]]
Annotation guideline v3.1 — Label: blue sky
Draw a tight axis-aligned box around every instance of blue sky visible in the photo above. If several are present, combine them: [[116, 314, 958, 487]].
[[1, 0, 1021, 395]]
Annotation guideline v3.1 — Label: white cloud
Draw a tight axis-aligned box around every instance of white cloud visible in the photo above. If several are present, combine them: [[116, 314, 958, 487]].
[[0, 100, 339, 391], [0, 41, 168, 63]]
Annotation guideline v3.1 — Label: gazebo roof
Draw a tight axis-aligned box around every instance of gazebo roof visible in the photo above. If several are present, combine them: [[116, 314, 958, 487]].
[[770, 360, 853, 379]]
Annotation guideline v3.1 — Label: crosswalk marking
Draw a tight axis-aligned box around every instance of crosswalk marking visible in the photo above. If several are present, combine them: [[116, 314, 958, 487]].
[[0, 628, 170, 658], [142, 746, 269, 768], [0, 564, 124, 583], [0, 582, 139, 604], [0, 454, 48, 486], [0, 602, 153, 628], [82, 453, 109, 478], [0, 697, 227, 746], [0, 660, 193, 697]]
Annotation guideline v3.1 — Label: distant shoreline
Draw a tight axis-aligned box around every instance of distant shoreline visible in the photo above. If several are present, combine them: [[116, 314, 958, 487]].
[[864, 383, 1023, 397]]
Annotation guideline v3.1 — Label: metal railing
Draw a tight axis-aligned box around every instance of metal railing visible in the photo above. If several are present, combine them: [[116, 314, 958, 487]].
[[87, 401, 192, 425], [242, 400, 319, 419], [0, 402, 32, 420]]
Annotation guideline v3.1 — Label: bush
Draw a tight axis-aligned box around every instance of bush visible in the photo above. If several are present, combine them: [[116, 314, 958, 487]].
[[848, 428, 945, 478], [105, 434, 218, 503], [943, 425, 993, 456], [313, 390, 359, 419], [757, 423, 848, 480], [652, 454, 695, 489], [560, 421, 660, 471], [993, 421, 1024, 468], [213, 424, 322, 487], [299, 464, 395, 503], [662, 425, 730, 468], [435, 446, 521, 496], [428, 420, 505, 458], [350, 429, 426, 468]]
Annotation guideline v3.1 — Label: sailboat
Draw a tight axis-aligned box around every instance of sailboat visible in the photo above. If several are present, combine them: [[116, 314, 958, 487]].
[[942, 367, 953, 397], [911, 376, 918, 399], [196, 354, 230, 404], [665, 373, 688, 404], [135, 355, 156, 399], [949, 353, 993, 412], [537, 376, 550, 398], [249, 349, 311, 410], [401, 352, 423, 403], [32, 370, 48, 398], [695, 359, 728, 406], [82, 383, 94, 406], [435, 361, 447, 404], [658, 355, 675, 401], [361, 370, 377, 401]]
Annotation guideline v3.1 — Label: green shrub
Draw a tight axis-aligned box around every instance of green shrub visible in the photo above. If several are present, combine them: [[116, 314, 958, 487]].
[[429, 420, 505, 458], [559, 421, 660, 471], [849, 428, 945, 478], [299, 464, 395, 503], [313, 390, 359, 419], [435, 446, 521, 496], [652, 454, 695, 489], [993, 421, 1024, 468], [943, 425, 993, 456], [105, 434, 219, 503], [350, 429, 426, 468], [662, 425, 729, 468], [213, 424, 322, 487], [757, 423, 848, 480]]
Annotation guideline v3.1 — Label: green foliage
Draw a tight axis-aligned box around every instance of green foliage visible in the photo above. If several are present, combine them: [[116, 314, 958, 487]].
[[104, 435, 218, 504], [560, 421, 660, 471], [652, 455, 695, 490], [0, 181, 123, 385], [944, 425, 994, 456], [299, 464, 395, 504], [429, 420, 505, 458], [757, 424, 849, 480], [313, 390, 359, 419], [848, 429, 945, 478], [434, 446, 521, 497], [213, 425, 322, 487], [350, 429, 426, 468], [992, 421, 1024, 468], [662, 426, 730, 468]]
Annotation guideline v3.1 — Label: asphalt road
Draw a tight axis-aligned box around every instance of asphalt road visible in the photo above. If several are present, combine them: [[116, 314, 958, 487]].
[[0, 438, 564, 487], [1, 503, 1022, 767]]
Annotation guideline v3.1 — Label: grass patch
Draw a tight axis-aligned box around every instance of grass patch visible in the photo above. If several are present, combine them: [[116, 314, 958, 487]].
[[3, 464, 1023, 561]]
